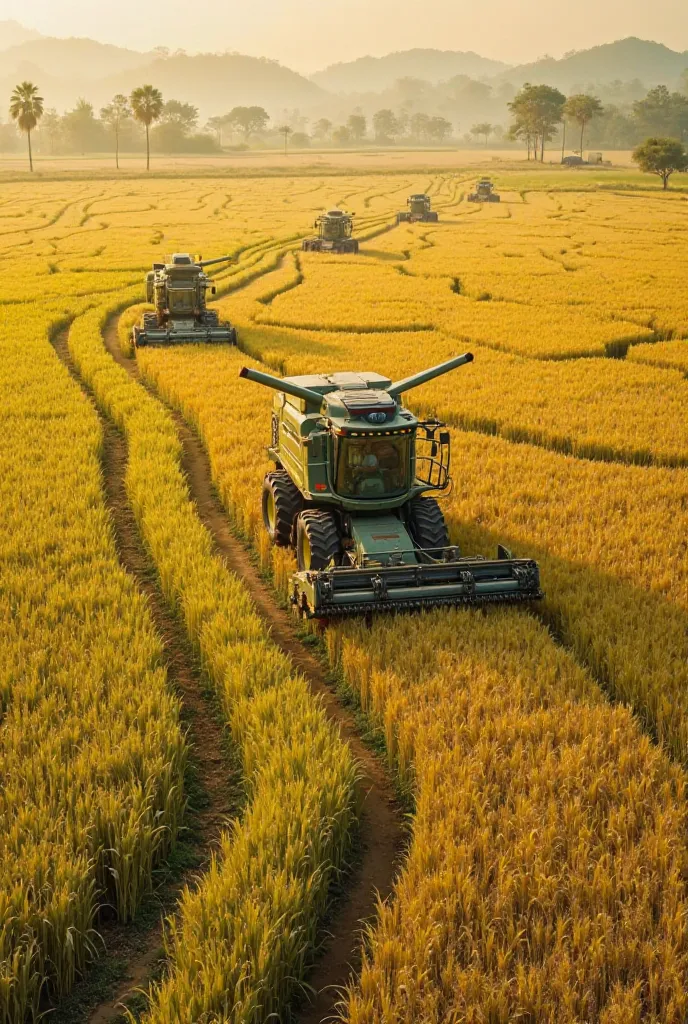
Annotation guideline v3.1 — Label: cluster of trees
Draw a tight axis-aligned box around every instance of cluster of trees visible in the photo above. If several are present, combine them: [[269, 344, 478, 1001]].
[[4, 82, 222, 169], [506, 81, 688, 163]]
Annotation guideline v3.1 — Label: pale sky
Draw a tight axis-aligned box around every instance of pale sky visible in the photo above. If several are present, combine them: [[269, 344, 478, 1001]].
[[3, 0, 688, 71]]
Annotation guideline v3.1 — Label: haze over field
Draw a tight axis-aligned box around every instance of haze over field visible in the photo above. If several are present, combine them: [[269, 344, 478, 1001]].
[[3, 0, 688, 69]]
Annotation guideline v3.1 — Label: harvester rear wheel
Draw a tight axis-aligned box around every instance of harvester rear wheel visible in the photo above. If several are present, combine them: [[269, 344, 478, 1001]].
[[407, 497, 451, 559], [296, 510, 342, 571], [262, 472, 303, 547]]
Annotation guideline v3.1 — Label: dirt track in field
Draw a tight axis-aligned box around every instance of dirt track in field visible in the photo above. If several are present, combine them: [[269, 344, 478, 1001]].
[[51, 326, 238, 1024], [102, 314, 405, 1024]]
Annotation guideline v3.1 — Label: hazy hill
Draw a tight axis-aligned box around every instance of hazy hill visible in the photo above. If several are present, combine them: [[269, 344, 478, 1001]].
[[0, 36, 153, 80], [100, 53, 324, 114], [311, 48, 508, 93], [0, 20, 43, 51], [499, 37, 688, 90]]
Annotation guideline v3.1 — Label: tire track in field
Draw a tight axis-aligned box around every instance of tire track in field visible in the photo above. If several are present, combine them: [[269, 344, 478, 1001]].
[[103, 313, 404, 1024], [49, 325, 239, 1024]]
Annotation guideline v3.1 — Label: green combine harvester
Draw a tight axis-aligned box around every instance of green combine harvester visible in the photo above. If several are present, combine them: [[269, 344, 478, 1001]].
[[467, 179, 501, 203], [301, 210, 359, 253], [132, 253, 238, 347], [397, 194, 439, 223], [240, 354, 542, 618]]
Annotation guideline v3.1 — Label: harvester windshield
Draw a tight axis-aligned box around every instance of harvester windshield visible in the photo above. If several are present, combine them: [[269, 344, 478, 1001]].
[[335, 435, 411, 497], [167, 282, 195, 312]]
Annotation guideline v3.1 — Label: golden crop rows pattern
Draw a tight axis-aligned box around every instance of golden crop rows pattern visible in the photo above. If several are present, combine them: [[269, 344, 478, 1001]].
[[2, 171, 688, 1021], [0, 301, 186, 1018]]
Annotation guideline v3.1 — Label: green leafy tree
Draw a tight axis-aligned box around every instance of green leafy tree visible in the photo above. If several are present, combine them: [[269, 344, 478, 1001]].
[[471, 122, 494, 146], [227, 105, 269, 141], [410, 112, 431, 142], [62, 98, 104, 155], [427, 116, 452, 142], [633, 85, 688, 141], [347, 114, 366, 143], [100, 93, 131, 168], [372, 109, 398, 144], [40, 107, 62, 155], [130, 84, 163, 170], [508, 83, 566, 161], [312, 118, 332, 141], [160, 100, 198, 131], [9, 80, 44, 171], [632, 136, 688, 189], [564, 94, 603, 156], [332, 125, 352, 146]]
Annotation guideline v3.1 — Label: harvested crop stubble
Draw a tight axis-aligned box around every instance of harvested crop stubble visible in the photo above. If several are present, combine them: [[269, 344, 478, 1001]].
[[66, 295, 358, 1023], [137, 340, 688, 1022], [0, 304, 186, 1019]]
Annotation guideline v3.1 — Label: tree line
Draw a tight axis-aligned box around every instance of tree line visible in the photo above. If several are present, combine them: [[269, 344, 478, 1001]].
[[5, 78, 688, 185], [506, 82, 688, 161]]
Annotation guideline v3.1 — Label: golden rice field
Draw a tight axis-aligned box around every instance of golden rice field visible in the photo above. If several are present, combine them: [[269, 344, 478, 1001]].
[[2, 165, 688, 1022]]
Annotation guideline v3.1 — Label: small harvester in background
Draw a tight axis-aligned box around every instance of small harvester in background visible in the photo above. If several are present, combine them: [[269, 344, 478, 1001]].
[[240, 354, 542, 619], [301, 210, 359, 253], [397, 194, 439, 223], [467, 179, 501, 203], [132, 253, 238, 347]]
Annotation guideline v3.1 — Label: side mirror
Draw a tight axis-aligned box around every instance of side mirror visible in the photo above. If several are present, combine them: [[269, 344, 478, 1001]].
[[440, 431, 450, 445], [211, 286, 216, 295]]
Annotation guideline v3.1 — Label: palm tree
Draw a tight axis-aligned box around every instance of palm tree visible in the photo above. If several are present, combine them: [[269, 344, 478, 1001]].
[[10, 81, 44, 171], [130, 85, 163, 170], [277, 124, 292, 156], [100, 93, 131, 169]]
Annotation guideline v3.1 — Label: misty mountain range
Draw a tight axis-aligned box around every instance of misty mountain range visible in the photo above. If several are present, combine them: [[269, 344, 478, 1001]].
[[1, 20, 687, 121]]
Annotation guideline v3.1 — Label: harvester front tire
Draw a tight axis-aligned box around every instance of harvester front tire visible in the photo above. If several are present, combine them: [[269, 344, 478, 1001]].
[[142, 312, 158, 330], [407, 497, 451, 559], [296, 511, 342, 571], [263, 472, 303, 547]]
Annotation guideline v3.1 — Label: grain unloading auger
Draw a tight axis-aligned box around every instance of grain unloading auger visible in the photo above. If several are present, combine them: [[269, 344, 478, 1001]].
[[132, 253, 238, 347], [240, 355, 543, 619]]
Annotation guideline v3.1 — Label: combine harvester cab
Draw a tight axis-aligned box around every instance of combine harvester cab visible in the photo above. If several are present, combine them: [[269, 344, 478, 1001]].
[[132, 253, 238, 347], [301, 210, 359, 254], [240, 355, 543, 619], [397, 194, 439, 223], [467, 179, 501, 203]]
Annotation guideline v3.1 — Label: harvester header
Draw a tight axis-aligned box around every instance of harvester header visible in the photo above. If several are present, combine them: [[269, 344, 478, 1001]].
[[240, 354, 542, 618]]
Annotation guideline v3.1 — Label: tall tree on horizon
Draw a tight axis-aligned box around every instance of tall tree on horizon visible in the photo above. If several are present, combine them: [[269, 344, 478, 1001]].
[[130, 84, 163, 170], [564, 94, 604, 157], [100, 94, 131, 169], [10, 81, 44, 171]]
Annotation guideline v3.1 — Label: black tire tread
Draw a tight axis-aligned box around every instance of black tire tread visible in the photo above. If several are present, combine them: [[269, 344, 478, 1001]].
[[408, 496, 450, 555], [263, 471, 303, 547], [297, 510, 341, 570]]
